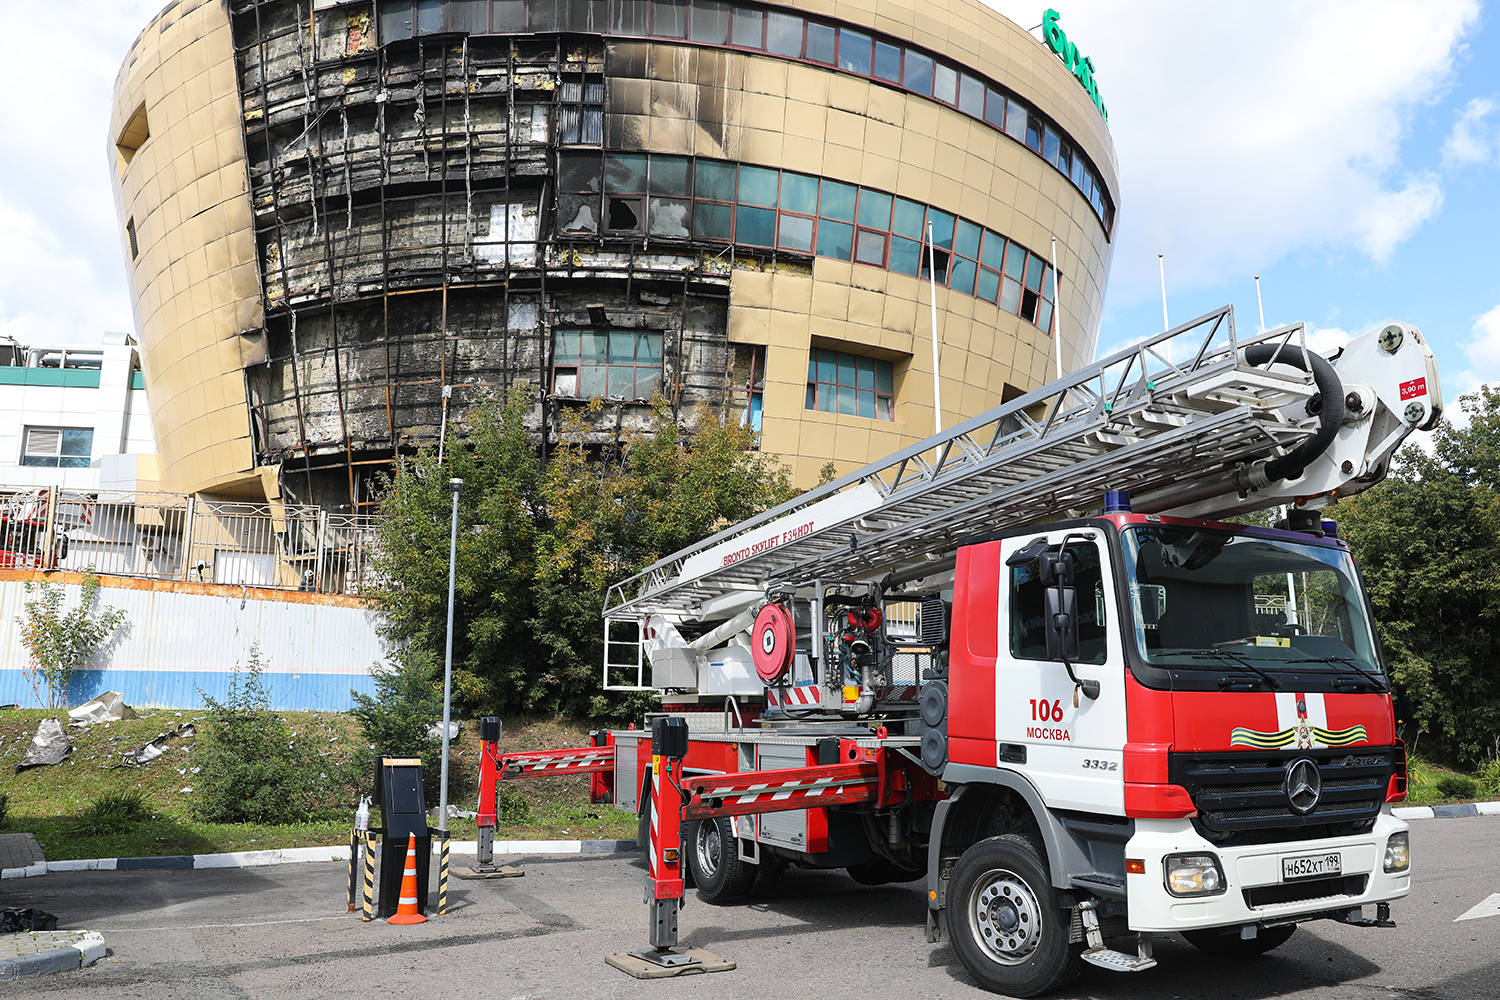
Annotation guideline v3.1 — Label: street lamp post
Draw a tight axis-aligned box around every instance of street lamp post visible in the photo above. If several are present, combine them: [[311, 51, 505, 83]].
[[438, 477, 462, 830]]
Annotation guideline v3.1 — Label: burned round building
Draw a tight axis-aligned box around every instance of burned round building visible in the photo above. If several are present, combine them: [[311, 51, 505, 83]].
[[109, 0, 1117, 509]]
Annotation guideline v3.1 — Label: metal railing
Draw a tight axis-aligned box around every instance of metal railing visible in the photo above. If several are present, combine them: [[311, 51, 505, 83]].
[[0, 487, 383, 597]]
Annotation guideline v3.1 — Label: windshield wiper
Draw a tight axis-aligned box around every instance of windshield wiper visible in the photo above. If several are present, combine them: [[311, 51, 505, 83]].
[[1171, 648, 1284, 690], [1287, 655, 1389, 692]]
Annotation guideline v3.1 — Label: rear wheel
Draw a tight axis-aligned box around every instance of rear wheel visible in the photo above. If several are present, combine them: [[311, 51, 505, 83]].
[[948, 835, 1082, 997], [1182, 923, 1296, 957], [685, 817, 754, 903]]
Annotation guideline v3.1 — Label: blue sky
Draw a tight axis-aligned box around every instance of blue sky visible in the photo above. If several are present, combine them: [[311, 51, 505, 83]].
[[985, 0, 1497, 406], [0, 2, 1494, 412]]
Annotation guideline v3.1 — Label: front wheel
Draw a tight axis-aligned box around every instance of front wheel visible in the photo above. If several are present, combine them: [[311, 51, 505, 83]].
[[1182, 923, 1296, 957], [684, 817, 754, 903], [948, 835, 1082, 997]]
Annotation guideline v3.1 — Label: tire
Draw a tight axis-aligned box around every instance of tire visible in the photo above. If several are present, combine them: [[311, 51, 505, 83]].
[[846, 858, 926, 886], [1182, 923, 1296, 957], [948, 834, 1083, 997], [684, 817, 754, 903]]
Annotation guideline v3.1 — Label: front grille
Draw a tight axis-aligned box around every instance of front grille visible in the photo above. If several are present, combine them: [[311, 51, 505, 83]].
[[1169, 748, 1393, 846], [1244, 874, 1368, 908]]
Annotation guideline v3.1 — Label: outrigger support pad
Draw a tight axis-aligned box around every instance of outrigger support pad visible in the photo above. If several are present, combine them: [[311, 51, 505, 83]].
[[603, 717, 735, 979]]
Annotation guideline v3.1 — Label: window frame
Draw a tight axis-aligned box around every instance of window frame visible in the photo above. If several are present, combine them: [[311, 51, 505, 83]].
[[551, 328, 665, 401], [21, 426, 94, 469]]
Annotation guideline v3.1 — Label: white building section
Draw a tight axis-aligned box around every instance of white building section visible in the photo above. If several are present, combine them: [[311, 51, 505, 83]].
[[0, 333, 158, 494]]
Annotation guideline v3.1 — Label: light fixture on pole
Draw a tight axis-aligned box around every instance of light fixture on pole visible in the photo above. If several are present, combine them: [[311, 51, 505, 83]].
[[438, 476, 462, 831]]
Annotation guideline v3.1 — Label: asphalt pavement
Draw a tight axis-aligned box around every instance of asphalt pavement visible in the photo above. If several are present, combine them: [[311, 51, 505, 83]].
[[3, 815, 1498, 999]]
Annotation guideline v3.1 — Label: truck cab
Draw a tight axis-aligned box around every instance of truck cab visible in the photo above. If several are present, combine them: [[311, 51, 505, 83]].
[[927, 510, 1408, 991]]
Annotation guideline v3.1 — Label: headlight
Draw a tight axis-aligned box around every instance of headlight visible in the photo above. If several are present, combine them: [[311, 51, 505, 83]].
[[1384, 831, 1410, 873], [1163, 853, 1227, 896]]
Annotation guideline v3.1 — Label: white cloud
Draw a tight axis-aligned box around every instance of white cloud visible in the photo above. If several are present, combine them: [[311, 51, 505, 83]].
[[1460, 303, 1500, 379], [1303, 324, 1354, 357], [1442, 96, 1499, 165], [1354, 171, 1445, 262], [979, 1, 1479, 302], [0, 3, 161, 347]]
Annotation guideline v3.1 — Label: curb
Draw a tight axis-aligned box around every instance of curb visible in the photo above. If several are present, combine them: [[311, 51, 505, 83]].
[[32, 839, 639, 876], [0, 931, 105, 981], [1393, 801, 1500, 821]]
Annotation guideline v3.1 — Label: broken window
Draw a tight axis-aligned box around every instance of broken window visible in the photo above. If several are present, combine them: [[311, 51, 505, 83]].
[[553, 330, 663, 400], [648, 154, 692, 237], [729, 343, 766, 434], [558, 153, 602, 235]]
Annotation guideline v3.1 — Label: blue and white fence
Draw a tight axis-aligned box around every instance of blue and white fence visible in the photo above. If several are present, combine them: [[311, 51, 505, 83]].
[[0, 573, 384, 711]]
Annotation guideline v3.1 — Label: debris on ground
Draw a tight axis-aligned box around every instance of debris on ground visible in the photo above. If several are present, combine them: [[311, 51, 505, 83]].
[[67, 692, 135, 728], [116, 722, 197, 767], [0, 908, 58, 933], [16, 719, 71, 772], [427, 720, 462, 740]]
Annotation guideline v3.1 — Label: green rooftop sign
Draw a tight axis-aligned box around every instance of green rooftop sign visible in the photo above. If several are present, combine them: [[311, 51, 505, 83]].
[[1042, 9, 1108, 126]]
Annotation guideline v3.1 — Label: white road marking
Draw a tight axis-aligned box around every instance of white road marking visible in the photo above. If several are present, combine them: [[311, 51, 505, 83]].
[[1454, 893, 1500, 922]]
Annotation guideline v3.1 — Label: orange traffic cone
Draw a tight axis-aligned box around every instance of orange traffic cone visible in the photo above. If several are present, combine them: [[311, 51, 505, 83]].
[[386, 833, 427, 925]]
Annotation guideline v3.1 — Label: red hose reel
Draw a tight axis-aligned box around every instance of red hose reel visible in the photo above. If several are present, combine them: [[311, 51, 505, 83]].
[[752, 602, 795, 683]]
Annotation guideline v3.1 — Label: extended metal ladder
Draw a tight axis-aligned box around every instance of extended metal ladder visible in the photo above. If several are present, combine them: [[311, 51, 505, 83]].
[[604, 305, 1325, 684]]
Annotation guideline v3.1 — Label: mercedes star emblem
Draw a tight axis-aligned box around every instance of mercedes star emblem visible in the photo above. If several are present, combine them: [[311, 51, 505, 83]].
[[1283, 758, 1322, 815]]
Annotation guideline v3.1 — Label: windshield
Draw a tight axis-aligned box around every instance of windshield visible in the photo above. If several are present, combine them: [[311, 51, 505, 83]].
[[1120, 525, 1382, 680]]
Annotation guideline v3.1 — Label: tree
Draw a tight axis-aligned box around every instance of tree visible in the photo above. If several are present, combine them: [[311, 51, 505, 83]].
[[1332, 387, 1500, 769], [16, 571, 127, 708], [371, 388, 800, 719]]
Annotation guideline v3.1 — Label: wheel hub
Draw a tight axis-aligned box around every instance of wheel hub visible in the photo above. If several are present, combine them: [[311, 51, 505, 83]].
[[971, 869, 1042, 966], [695, 822, 721, 879]]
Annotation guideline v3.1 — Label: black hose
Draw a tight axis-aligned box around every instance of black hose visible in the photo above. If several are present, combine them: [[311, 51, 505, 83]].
[[1242, 343, 1345, 482]]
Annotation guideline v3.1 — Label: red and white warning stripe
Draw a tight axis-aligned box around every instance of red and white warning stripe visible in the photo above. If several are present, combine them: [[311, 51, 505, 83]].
[[683, 761, 881, 820], [501, 748, 613, 775], [767, 685, 821, 708], [877, 686, 918, 702]]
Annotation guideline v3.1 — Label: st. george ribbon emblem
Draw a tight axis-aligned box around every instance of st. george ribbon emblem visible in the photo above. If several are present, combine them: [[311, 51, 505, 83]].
[[1230, 693, 1367, 750]]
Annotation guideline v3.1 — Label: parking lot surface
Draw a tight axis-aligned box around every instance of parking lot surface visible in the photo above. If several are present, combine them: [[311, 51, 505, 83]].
[[5, 816, 1499, 999]]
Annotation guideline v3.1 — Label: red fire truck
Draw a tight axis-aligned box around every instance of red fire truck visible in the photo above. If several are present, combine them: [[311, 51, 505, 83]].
[[476, 306, 1438, 995]]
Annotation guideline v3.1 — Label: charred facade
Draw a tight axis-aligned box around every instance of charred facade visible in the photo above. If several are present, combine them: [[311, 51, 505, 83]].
[[110, 0, 1118, 509]]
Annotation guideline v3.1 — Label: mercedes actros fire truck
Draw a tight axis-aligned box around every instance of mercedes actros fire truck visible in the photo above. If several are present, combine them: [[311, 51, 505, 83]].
[[475, 305, 1438, 996]]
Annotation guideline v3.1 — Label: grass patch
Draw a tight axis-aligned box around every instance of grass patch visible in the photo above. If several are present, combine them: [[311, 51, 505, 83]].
[[1405, 754, 1494, 807], [0, 708, 633, 860]]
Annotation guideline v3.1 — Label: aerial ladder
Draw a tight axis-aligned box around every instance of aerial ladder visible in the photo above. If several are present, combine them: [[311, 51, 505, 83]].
[[475, 304, 1440, 992]]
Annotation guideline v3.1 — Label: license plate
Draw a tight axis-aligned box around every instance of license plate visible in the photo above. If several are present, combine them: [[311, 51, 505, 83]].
[[1282, 852, 1341, 881]]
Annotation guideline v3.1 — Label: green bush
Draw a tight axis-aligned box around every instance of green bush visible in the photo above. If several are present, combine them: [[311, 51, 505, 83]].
[[193, 648, 350, 824], [1479, 757, 1500, 796], [1435, 774, 1478, 800], [0, 791, 9, 829], [350, 648, 443, 800], [74, 791, 151, 836]]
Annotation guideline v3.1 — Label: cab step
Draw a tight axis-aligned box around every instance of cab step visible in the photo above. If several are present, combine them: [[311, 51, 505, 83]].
[[1081, 944, 1157, 973], [1078, 900, 1156, 973]]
